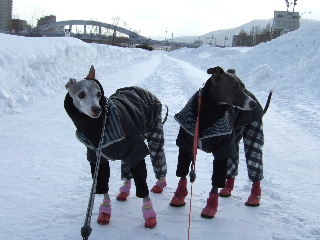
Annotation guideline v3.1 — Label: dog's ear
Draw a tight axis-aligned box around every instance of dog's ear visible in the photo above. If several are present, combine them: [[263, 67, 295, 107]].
[[227, 69, 236, 74], [65, 78, 77, 89], [86, 65, 95, 80], [207, 66, 225, 75]]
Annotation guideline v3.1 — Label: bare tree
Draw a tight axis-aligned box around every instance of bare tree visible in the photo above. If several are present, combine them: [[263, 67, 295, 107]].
[[239, 29, 247, 36], [262, 24, 271, 34], [28, 9, 48, 27], [285, 0, 290, 11], [111, 16, 121, 43]]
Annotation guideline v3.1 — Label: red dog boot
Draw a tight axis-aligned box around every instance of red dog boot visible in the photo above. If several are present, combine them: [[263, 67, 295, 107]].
[[116, 179, 131, 201], [201, 192, 219, 218], [245, 181, 261, 207], [151, 178, 167, 193], [97, 199, 111, 225], [170, 178, 188, 207], [142, 200, 157, 229], [219, 178, 235, 197]]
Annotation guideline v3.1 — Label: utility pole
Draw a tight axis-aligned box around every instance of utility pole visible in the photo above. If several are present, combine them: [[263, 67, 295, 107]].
[[285, 0, 290, 11], [224, 36, 228, 47], [293, 0, 297, 12]]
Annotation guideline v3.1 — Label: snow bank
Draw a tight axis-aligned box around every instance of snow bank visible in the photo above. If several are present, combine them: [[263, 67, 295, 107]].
[[168, 21, 320, 135], [170, 21, 320, 100], [0, 34, 152, 115], [1, 21, 320, 119]]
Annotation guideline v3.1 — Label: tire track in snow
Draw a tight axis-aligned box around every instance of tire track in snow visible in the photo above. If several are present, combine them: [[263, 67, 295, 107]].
[[260, 106, 320, 240], [138, 54, 207, 152]]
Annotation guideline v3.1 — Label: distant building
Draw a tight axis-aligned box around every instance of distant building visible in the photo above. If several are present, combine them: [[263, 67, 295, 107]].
[[36, 15, 63, 34], [232, 34, 254, 47], [273, 11, 300, 35], [37, 15, 64, 35], [0, 0, 13, 32], [37, 15, 56, 27], [194, 39, 203, 47], [11, 19, 29, 33]]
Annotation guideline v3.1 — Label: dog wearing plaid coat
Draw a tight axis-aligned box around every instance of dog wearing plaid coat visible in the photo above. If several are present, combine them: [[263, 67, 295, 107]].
[[64, 66, 167, 228], [170, 66, 271, 218]]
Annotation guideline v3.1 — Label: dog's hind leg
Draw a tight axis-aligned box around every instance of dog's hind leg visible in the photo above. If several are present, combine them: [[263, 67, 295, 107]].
[[146, 117, 167, 193], [116, 179, 131, 201], [116, 162, 132, 201], [242, 120, 264, 206]]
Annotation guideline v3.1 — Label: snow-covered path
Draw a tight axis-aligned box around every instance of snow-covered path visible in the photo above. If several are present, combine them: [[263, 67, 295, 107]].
[[1, 50, 320, 240]]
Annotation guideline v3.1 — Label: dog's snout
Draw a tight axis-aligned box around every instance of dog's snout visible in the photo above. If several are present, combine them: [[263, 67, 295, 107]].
[[249, 100, 257, 109], [91, 106, 102, 114]]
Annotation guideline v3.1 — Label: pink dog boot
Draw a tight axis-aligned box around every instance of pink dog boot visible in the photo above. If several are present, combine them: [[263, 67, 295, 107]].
[[142, 200, 157, 228], [245, 181, 261, 207], [170, 178, 188, 207], [151, 178, 167, 193], [97, 199, 111, 225], [219, 178, 235, 197], [201, 193, 219, 219], [116, 179, 131, 201]]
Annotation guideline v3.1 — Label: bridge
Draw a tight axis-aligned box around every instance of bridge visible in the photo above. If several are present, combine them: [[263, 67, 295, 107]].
[[31, 19, 197, 49], [32, 20, 147, 43]]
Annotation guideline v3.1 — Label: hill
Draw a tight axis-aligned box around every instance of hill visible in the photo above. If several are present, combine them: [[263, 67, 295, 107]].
[[172, 18, 318, 46]]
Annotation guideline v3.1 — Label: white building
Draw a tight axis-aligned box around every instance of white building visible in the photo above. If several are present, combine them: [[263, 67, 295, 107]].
[[273, 11, 300, 33]]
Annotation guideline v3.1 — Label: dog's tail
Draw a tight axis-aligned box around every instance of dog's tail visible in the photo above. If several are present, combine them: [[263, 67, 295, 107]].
[[162, 105, 169, 124], [263, 90, 273, 115]]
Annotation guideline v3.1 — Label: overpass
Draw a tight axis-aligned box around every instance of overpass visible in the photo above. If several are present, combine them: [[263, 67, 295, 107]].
[[32, 20, 146, 42], [31, 19, 197, 49]]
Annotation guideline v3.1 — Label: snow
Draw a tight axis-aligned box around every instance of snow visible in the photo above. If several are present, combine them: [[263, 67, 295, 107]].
[[173, 19, 273, 45], [1, 21, 320, 240], [173, 19, 317, 46]]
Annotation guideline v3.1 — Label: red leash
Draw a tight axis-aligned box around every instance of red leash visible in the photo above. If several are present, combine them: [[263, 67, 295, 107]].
[[188, 91, 202, 240]]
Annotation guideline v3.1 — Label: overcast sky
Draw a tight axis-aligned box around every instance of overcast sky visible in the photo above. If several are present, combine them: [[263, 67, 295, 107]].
[[12, 0, 319, 37]]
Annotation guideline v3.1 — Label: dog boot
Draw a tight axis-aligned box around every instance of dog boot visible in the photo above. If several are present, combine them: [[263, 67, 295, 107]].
[[170, 178, 188, 207], [97, 199, 111, 225], [219, 178, 235, 197], [201, 193, 219, 219], [116, 179, 131, 201], [245, 181, 261, 207], [142, 200, 157, 228], [151, 178, 167, 193]]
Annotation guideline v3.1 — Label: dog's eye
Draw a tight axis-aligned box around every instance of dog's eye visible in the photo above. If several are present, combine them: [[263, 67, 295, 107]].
[[78, 91, 86, 99], [97, 91, 102, 98]]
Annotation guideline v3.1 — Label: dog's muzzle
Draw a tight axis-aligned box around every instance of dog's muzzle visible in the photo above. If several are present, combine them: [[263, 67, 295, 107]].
[[91, 106, 102, 117]]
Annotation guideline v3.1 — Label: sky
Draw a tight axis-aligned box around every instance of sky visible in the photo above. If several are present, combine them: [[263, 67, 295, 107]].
[[12, 0, 320, 38]]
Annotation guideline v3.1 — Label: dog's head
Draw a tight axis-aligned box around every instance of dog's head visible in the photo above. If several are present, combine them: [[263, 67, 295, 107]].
[[206, 66, 256, 110], [65, 66, 103, 118]]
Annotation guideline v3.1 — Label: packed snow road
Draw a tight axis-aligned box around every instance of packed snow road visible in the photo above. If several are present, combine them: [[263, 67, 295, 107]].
[[0, 52, 319, 240]]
